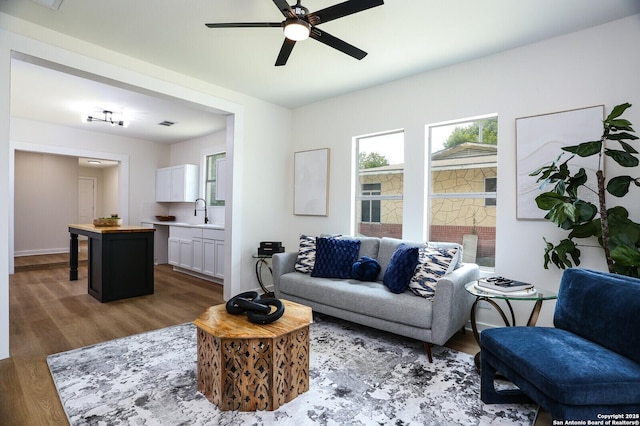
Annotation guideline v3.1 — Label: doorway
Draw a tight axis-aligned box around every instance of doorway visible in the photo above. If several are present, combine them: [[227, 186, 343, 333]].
[[78, 177, 96, 225]]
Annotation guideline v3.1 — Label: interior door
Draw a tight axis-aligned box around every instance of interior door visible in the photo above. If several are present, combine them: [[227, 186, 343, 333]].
[[78, 177, 96, 224]]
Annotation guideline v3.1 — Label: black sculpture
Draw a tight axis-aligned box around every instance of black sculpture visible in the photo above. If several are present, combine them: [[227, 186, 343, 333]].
[[225, 291, 285, 324]]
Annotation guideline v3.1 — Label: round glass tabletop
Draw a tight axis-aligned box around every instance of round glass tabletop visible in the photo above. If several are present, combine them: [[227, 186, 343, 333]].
[[465, 281, 557, 301]]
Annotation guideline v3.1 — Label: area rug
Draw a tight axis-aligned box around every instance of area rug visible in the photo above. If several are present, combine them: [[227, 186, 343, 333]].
[[47, 314, 536, 425]]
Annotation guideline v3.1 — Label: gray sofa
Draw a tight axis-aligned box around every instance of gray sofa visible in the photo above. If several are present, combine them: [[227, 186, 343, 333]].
[[273, 236, 479, 362]]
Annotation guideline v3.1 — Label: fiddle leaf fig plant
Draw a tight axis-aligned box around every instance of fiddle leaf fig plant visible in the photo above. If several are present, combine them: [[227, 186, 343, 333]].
[[530, 102, 640, 278]]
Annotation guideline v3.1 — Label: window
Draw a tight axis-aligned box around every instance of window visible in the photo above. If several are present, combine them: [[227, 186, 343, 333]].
[[427, 116, 497, 268], [485, 177, 497, 206], [354, 131, 404, 238], [361, 183, 381, 223], [205, 152, 226, 207]]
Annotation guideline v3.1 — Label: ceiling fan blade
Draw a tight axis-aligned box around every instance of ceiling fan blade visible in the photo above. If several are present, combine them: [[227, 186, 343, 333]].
[[272, 0, 296, 18], [205, 22, 282, 28], [275, 38, 296, 66], [308, 0, 383, 25], [309, 28, 367, 60]]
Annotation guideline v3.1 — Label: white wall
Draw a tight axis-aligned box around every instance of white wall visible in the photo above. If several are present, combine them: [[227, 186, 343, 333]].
[[79, 165, 119, 220], [14, 151, 78, 255], [169, 130, 226, 167], [102, 165, 119, 218], [0, 16, 292, 360], [164, 131, 227, 224], [288, 15, 640, 328], [11, 118, 168, 227]]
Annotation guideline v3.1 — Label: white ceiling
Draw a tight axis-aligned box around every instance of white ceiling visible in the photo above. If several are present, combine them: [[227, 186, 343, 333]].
[[3, 0, 640, 144], [10, 57, 230, 145]]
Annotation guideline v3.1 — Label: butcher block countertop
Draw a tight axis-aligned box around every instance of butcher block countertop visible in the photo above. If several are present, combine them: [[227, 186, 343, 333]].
[[68, 224, 156, 234]]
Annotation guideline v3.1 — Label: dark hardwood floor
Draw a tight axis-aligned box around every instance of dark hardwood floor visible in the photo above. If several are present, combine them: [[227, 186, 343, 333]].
[[1, 253, 547, 425]]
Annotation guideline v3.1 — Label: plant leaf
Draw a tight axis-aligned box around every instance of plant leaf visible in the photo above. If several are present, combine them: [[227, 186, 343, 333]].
[[604, 149, 639, 167], [568, 220, 600, 239], [553, 238, 581, 268], [615, 140, 639, 155], [566, 168, 588, 198], [607, 119, 633, 130], [545, 202, 577, 229], [563, 141, 601, 157], [610, 244, 640, 268], [535, 192, 565, 210], [574, 200, 598, 222], [607, 176, 633, 197], [608, 132, 639, 143], [606, 103, 632, 121]]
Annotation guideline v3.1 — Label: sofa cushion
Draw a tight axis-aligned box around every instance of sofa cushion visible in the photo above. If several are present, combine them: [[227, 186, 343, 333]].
[[279, 272, 433, 329], [554, 268, 640, 365], [481, 326, 640, 406], [342, 236, 381, 259], [383, 244, 420, 294], [377, 237, 425, 281], [409, 246, 460, 299], [351, 256, 381, 281], [311, 237, 361, 279], [294, 234, 316, 273]]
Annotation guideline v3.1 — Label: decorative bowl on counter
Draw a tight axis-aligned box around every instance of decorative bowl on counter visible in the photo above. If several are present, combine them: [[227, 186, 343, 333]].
[[155, 215, 176, 221], [93, 217, 123, 227]]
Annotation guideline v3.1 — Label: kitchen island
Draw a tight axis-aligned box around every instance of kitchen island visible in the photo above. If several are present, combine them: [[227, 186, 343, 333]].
[[69, 224, 155, 302]]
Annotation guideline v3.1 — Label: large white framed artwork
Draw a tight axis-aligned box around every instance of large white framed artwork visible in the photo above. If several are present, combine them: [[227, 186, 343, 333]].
[[294, 148, 330, 216], [516, 105, 604, 219]]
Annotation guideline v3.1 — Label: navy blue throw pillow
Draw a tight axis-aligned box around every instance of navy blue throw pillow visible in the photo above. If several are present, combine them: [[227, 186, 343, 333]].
[[383, 244, 420, 294], [311, 237, 361, 279], [351, 256, 381, 281]]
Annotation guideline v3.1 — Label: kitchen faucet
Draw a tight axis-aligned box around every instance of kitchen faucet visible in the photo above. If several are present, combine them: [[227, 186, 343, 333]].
[[194, 198, 209, 224]]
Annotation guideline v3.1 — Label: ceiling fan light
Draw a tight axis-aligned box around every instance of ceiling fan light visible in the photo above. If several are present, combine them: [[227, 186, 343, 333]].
[[284, 18, 310, 41]]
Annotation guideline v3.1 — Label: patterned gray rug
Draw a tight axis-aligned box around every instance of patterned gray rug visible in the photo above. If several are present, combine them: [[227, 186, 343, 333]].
[[47, 314, 536, 425]]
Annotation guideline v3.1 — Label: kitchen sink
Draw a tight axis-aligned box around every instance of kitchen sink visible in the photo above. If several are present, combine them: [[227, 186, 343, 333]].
[[193, 224, 224, 229]]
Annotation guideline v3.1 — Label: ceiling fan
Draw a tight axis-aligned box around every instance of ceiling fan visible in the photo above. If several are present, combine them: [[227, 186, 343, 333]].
[[205, 0, 384, 66]]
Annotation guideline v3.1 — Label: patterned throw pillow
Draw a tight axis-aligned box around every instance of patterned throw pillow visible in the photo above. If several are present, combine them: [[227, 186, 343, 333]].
[[311, 237, 361, 279], [409, 247, 460, 299], [383, 244, 420, 294], [294, 234, 316, 273]]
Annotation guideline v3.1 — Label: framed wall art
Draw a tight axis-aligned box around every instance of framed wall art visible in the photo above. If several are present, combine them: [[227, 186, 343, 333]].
[[515, 105, 604, 219], [294, 148, 330, 216]]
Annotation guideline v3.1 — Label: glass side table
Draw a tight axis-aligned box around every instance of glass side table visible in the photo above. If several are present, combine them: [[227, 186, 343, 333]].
[[465, 281, 558, 368], [252, 254, 275, 296]]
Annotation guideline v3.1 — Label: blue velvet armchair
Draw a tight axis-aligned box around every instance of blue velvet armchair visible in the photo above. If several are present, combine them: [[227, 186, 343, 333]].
[[480, 268, 640, 421]]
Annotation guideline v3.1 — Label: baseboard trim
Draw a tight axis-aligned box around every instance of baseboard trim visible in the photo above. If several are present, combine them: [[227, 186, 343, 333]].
[[15, 248, 69, 257]]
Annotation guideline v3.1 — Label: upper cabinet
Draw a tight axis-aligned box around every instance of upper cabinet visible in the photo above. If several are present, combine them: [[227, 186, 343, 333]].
[[156, 164, 199, 202]]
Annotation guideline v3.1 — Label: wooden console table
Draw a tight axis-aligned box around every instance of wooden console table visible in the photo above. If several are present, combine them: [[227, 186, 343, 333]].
[[194, 299, 313, 411], [68, 224, 155, 302]]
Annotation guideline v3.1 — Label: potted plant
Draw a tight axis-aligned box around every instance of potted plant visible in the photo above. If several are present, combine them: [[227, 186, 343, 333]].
[[530, 103, 640, 277]]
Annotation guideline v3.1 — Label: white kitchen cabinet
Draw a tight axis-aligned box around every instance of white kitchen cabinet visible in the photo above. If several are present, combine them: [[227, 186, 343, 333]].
[[202, 238, 215, 275], [178, 239, 193, 269], [202, 228, 225, 279], [191, 227, 205, 273], [213, 239, 225, 279], [168, 226, 194, 269], [156, 164, 199, 202], [169, 225, 224, 280], [192, 237, 204, 273]]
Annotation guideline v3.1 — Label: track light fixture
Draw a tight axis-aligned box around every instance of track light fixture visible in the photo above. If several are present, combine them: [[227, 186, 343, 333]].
[[83, 110, 129, 127]]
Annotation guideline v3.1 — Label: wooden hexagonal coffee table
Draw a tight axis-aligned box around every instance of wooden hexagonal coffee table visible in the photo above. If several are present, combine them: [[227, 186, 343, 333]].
[[194, 299, 313, 411]]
